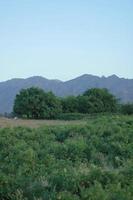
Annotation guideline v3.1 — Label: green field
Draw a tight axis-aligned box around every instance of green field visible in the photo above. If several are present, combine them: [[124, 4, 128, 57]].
[[0, 115, 133, 200]]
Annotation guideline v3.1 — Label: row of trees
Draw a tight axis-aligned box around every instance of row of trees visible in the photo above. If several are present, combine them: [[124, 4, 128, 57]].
[[61, 88, 117, 114], [13, 87, 132, 119], [13, 87, 117, 119]]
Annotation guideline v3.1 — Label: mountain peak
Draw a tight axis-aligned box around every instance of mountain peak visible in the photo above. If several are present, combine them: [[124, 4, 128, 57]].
[[79, 74, 98, 78], [108, 74, 119, 79]]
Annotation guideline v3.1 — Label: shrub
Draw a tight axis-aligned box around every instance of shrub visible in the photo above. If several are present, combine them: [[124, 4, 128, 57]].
[[0, 115, 133, 199]]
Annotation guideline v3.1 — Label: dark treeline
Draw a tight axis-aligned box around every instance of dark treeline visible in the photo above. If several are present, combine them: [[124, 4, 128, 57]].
[[13, 87, 133, 119]]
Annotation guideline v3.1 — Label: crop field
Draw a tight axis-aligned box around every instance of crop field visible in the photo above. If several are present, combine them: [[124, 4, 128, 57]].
[[0, 115, 133, 200]]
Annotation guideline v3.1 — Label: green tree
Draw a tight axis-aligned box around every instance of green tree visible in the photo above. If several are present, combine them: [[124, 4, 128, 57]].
[[42, 91, 62, 119], [13, 87, 62, 119], [121, 103, 133, 115], [61, 96, 79, 113], [77, 95, 91, 113], [79, 88, 118, 113]]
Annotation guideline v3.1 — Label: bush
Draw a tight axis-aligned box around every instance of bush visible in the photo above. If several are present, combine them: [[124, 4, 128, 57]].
[[0, 115, 133, 199]]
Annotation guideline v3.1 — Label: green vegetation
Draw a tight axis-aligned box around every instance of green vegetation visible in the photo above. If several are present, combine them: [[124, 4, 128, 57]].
[[121, 103, 133, 115], [82, 88, 118, 113], [13, 87, 62, 119], [58, 113, 91, 120], [0, 115, 133, 199], [61, 96, 79, 113], [13, 87, 119, 119]]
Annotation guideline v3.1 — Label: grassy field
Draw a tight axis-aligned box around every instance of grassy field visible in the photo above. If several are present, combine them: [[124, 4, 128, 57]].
[[0, 115, 133, 200], [0, 117, 87, 128]]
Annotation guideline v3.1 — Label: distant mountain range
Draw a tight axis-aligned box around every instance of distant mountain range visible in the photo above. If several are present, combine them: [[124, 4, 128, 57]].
[[0, 74, 133, 114]]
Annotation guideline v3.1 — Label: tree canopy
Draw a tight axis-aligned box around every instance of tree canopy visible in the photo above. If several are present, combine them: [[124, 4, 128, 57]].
[[61, 96, 79, 113], [13, 87, 62, 119], [82, 88, 118, 113], [121, 103, 133, 115], [13, 87, 119, 119]]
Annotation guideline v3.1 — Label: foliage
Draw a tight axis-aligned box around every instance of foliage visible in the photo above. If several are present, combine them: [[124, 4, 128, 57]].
[[77, 95, 91, 113], [61, 96, 79, 113], [13, 87, 125, 119], [0, 115, 133, 199], [13, 87, 62, 119], [60, 88, 118, 117], [121, 103, 133, 115], [82, 88, 118, 113]]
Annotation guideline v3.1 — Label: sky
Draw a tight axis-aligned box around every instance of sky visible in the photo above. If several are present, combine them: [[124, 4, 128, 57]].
[[0, 0, 133, 81]]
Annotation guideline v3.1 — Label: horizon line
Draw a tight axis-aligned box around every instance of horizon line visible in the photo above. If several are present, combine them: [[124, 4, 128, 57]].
[[0, 73, 132, 83]]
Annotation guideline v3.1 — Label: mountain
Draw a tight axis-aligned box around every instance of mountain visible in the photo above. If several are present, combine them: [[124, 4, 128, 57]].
[[0, 74, 133, 114]]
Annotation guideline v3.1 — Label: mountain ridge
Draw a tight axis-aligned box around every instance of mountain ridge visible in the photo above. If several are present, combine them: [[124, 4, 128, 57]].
[[0, 74, 133, 114]]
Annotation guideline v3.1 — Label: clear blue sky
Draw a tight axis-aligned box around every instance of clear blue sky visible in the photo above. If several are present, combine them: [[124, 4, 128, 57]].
[[0, 0, 133, 81]]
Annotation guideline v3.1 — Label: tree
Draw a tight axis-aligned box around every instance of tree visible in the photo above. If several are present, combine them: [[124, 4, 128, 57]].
[[13, 87, 62, 119], [121, 103, 133, 115], [81, 88, 118, 113], [61, 96, 79, 113], [77, 95, 91, 113], [42, 91, 62, 119]]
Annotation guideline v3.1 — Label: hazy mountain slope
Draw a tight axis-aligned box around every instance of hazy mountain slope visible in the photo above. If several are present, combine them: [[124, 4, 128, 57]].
[[0, 74, 133, 113]]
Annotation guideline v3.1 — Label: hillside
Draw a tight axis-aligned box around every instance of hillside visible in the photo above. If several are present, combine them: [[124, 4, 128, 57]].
[[0, 74, 133, 113]]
